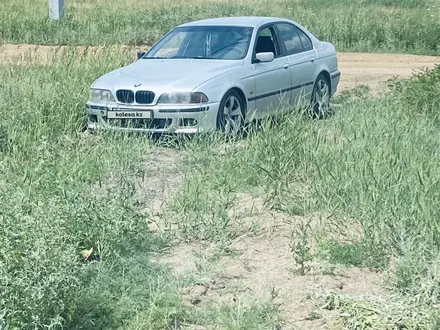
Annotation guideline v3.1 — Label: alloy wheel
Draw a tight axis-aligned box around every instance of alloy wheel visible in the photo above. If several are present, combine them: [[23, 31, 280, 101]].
[[223, 95, 243, 135]]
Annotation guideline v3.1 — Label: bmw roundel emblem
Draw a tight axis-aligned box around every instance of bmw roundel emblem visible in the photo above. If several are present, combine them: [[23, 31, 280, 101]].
[[134, 83, 141, 87]]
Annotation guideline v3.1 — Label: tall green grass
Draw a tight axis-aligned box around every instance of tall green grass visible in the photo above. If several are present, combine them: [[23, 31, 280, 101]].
[[1, 0, 439, 55], [0, 50, 186, 329]]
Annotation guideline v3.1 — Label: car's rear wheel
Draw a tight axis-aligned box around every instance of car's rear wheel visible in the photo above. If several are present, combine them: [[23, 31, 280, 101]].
[[311, 74, 331, 119], [216, 89, 245, 135]]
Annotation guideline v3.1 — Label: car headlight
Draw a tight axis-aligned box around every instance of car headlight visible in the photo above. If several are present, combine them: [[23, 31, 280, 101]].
[[158, 92, 209, 104], [89, 89, 115, 102]]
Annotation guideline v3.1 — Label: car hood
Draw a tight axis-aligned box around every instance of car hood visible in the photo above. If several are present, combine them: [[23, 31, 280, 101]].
[[93, 59, 244, 93]]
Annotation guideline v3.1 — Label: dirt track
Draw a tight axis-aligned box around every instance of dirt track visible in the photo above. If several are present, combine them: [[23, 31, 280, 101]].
[[1, 44, 440, 94], [337, 52, 440, 94]]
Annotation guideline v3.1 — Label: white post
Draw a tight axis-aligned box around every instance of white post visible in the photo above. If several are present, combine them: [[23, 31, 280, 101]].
[[49, 0, 64, 20]]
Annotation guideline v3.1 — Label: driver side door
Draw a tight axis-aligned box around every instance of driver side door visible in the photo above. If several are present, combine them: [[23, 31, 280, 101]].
[[250, 25, 292, 119]]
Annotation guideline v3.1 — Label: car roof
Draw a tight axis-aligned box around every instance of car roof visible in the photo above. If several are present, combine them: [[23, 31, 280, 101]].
[[178, 16, 291, 28]]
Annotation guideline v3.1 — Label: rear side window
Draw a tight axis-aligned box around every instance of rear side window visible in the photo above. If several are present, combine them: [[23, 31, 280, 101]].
[[276, 23, 313, 55], [297, 28, 313, 51]]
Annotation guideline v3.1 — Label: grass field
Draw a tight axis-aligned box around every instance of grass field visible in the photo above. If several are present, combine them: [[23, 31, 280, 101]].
[[2, 0, 440, 329]]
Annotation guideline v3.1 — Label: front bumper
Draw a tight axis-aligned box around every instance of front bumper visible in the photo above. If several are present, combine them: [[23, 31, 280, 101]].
[[86, 101, 220, 134]]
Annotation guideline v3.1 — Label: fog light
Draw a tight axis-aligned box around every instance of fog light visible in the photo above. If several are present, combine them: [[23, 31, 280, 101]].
[[179, 118, 197, 126], [89, 115, 98, 122]]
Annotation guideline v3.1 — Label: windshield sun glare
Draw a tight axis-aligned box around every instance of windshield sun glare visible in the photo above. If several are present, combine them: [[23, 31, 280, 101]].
[[145, 26, 254, 60]]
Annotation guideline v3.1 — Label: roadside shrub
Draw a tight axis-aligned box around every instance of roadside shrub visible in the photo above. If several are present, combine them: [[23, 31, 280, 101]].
[[388, 64, 440, 119]]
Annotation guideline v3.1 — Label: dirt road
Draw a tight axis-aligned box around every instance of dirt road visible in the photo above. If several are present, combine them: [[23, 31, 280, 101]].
[[1, 44, 440, 94], [337, 52, 440, 94]]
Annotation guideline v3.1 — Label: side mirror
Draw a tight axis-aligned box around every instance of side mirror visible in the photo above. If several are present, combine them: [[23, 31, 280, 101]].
[[255, 52, 274, 63], [137, 51, 146, 60]]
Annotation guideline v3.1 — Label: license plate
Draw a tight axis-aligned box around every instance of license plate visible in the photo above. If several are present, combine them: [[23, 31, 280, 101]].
[[107, 111, 152, 119]]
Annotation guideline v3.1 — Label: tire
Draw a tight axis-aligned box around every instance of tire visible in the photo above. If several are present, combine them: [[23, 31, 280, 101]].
[[216, 89, 246, 136], [311, 73, 331, 119]]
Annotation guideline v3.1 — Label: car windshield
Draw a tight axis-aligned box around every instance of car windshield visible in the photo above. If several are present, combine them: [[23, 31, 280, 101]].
[[144, 25, 254, 60]]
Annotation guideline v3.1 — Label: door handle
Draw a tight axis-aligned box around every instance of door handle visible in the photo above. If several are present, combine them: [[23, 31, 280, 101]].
[[283, 64, 289, 69], [311, 59, 315, 63]]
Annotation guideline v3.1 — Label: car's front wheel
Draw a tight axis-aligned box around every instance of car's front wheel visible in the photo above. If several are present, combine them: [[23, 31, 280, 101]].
[[216, 89, 245, 135], [311, 74, 331, 119]]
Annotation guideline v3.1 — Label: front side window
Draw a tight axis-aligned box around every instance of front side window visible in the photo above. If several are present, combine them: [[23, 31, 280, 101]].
[[254, 26, 281, 57], [145, 26, 254, 60]]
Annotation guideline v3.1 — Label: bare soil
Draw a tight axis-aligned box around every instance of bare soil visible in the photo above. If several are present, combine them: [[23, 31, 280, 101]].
[[1, 44, 440, 94], [336, 52, 440, 94], [157, 194, 389, 330], [134, 147, 184, 229]]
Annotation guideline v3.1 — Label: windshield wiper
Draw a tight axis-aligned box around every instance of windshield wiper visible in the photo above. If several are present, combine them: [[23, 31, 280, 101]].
[[165, 56, 210, 59], [181, 56, 210, 59], [143, 56, 210, 59], [209, 40, 248, 57]]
